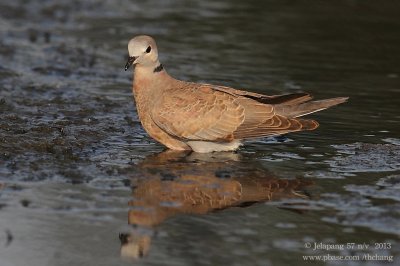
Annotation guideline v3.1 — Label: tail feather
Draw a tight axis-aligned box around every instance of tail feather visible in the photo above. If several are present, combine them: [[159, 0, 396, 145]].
[[275, 97, 348, 118], [253, 92, 313, 105], [297, 118, 319, 130]]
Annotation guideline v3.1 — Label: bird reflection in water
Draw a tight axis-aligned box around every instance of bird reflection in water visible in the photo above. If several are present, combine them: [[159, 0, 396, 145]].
[[119, 150, 314, 259]]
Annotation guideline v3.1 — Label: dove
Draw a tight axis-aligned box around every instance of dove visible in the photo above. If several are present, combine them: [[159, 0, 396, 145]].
[[125, 35, 348, 153]]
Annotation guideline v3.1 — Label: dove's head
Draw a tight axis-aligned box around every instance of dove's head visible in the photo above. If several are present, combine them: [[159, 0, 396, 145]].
[[125, 35, 160, 71]]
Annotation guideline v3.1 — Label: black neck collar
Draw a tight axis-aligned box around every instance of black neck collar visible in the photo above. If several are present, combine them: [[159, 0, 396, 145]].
[[153, 64, 164, 73]]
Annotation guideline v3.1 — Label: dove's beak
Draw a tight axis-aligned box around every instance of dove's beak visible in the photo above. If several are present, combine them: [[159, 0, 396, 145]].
[[125, 56, 137, 71]]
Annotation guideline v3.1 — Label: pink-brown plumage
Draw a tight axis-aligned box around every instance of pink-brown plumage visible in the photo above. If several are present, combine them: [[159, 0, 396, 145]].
[[125, 35, 348, 152]]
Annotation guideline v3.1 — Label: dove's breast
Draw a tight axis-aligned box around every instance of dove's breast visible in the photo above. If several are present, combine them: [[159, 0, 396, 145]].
[[132, 81, 190, 151]]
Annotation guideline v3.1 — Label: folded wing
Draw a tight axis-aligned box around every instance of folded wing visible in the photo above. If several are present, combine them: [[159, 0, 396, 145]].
[[151, 84, 319, 142]]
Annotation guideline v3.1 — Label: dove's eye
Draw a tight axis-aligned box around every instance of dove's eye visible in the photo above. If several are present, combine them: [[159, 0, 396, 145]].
[[146, 46, 151, 53]]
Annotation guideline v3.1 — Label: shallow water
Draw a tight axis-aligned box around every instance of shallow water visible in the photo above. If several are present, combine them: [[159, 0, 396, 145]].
[[0, 0, 400, 265]]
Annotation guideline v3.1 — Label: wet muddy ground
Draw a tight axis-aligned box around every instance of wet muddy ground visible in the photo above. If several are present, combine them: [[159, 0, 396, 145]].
[[1, 0, 400, 265]]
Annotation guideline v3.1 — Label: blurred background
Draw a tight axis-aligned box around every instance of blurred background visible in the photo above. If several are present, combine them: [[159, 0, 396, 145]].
[[0, 0, 399, 265]]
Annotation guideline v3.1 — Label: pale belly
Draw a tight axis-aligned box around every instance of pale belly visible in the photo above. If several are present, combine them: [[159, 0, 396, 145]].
[[186, 140, 242, 153]]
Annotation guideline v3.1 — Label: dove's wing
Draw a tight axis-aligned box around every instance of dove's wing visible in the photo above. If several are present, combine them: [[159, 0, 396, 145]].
[[151, 84, 319, 142], [210, 85, 313, 105]]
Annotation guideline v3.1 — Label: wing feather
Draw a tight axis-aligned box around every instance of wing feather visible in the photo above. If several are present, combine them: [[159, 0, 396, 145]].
[[151, 84, 319, 142]]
